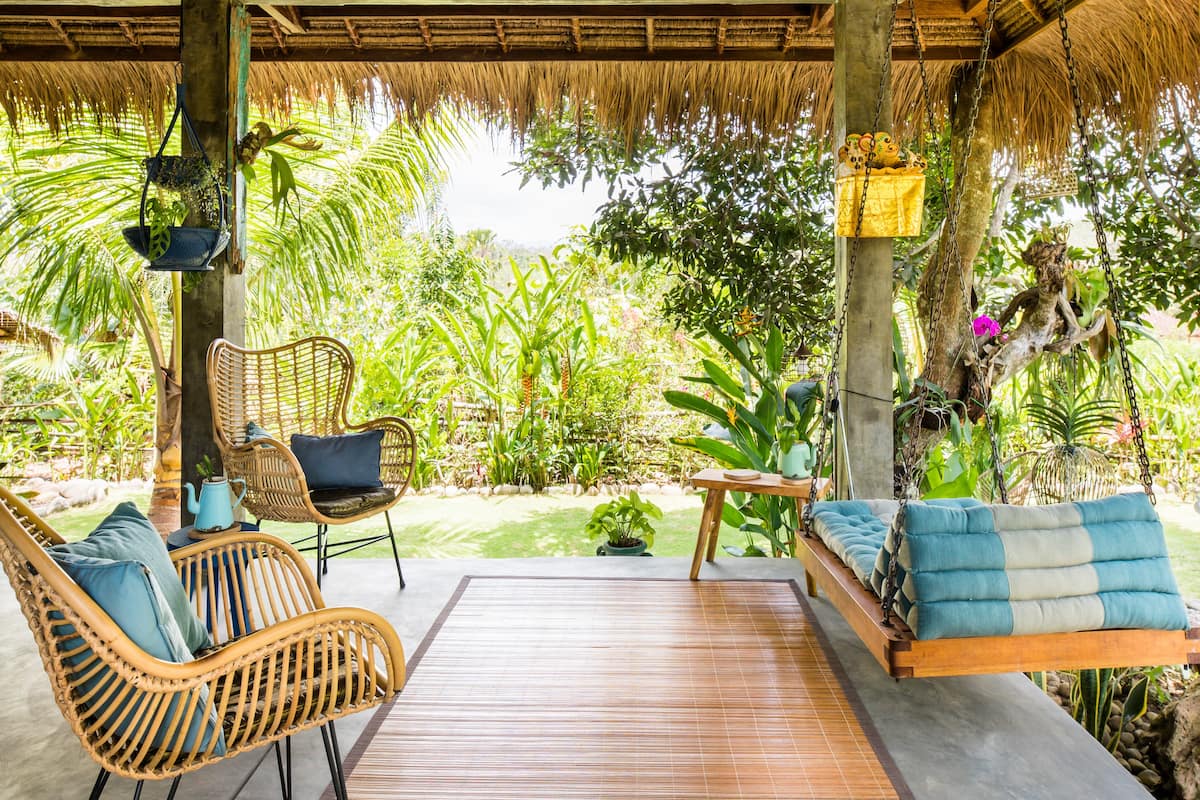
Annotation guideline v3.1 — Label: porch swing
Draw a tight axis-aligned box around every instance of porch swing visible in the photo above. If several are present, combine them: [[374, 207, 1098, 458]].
[[796, 0, 1200, 679]]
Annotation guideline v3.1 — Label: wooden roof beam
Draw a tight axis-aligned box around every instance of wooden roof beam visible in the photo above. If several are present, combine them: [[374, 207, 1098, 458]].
[[46, 18, 78, 53], [291, 4, 817, 19], [716, 17, 727, 54], [494, 18, 508, 53], [261, 5, 307, 35], [267, 18, 289, 53], [809, 4, 834, 32], [781, 16, 797, 50], [994, 0, 1087, 57], [645, 17, 655, 53], [570, 17, 583, 52], [418, 17, 433, 51]]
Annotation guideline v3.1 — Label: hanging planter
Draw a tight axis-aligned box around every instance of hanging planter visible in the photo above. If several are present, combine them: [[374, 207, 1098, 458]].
[[123, 83, 229, 272], [834, 132, 926, 238]]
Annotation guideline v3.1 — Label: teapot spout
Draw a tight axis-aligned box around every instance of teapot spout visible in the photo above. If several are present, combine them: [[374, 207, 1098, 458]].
[[183, 482, 199, 515]]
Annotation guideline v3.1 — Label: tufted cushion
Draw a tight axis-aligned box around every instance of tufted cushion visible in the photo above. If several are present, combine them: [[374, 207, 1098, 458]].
[[310, 486, 396, 518]]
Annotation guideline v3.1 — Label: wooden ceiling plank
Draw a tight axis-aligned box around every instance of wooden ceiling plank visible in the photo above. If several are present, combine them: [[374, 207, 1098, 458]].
[[1016, 0, 1045, 23], [289, 4, 817, 20], [645, 17, 654, 53]]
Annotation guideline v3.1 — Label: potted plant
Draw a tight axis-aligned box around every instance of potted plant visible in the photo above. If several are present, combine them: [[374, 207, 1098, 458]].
[[1027, 393, 1120, 503], [777, 381, 822, 481], [586, 491, 661, 556]]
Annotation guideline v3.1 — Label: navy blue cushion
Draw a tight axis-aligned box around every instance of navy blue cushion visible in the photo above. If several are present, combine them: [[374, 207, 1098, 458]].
[[291, 430, 385, 491], [49, 552, 226, 756], [49, 502, 211, 653]]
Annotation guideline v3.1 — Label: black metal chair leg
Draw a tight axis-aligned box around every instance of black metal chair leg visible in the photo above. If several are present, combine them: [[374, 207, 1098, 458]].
[[320, 724, 349, 800], [329, 720, 348, 794], [385, 510, 405, 589], [164, 775, 183, 800], [87, 769, 110, 800], [131, 780, 145, 800], [274, 738, 292, 800], [316, 524, 325, 589]]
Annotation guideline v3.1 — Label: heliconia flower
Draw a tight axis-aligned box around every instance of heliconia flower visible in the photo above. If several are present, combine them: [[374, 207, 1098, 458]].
[[726, 406, 738, 426], [972, 315, 1002, 338]]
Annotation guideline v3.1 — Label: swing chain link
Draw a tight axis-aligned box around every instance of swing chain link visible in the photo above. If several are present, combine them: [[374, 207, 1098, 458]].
[[880, 0, 1001, 626], [1055, 0, 1155, 502], [804, 0, 902, 535]]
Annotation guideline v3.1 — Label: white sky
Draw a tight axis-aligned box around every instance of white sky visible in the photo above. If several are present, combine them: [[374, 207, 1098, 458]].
[[438, 125, 612, 248]]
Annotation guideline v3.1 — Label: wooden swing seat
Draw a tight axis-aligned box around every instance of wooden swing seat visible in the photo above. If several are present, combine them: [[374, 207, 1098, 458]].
[[798, 532, 1200, 679]]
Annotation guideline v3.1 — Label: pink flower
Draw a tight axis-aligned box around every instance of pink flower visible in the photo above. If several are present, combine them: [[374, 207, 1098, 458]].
[[1112, 415, 1150, 444], [972, 315, 1001, 338]]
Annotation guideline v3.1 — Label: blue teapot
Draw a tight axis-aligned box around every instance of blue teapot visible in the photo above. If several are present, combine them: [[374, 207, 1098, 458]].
[[184, 477, 247, 532]]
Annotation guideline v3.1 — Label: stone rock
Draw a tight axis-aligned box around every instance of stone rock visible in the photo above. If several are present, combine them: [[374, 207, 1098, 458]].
[[32, 490, 61, 506], [1109, 715, 1123, 732], [494, 484, 519, 496], [1120, 731, 1136, 747], [1166, 680, 1200, 800], [1117, 758, 1130, 770], [1128, 759, 1147, 773], [586, 486, 600, 496], [1137, 769, 1161, 789], [1057, 683, 1073, 699], [639, 482, 660, 495], [444, 486, 462, 497], [518, 485, 534, 495], [546, 485, 569, 495], [661, 484, 683, 496]]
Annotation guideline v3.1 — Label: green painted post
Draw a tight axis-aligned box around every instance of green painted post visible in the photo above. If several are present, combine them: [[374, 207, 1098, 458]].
[[832, 0, 895, 499], [179, 0, 248, 524]]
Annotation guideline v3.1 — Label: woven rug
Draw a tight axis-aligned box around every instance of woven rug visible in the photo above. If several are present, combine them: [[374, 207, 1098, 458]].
[[334, 577, 911, 799]]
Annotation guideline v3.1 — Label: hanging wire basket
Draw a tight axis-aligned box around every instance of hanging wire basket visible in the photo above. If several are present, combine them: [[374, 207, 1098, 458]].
[[1031, 443, 1117, 504], [122, 83, 229, 272], [1020, 158, 1079, 200]]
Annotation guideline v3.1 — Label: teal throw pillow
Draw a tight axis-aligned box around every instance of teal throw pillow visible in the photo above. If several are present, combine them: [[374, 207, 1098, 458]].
[[49, 502, 211, 653], [290, 430, 384, 491], [49, 552, 226, 756]]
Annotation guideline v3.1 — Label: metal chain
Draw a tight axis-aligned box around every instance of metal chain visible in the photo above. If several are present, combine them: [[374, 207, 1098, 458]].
[[804, 0, 902, 533], [911, 2, 1009, 505], [1054, 0, 1155, 502], [879, 0, 1001, 625]]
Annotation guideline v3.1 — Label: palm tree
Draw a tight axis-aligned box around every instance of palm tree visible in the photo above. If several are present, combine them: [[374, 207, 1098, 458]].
[[0, 110, 461, 530]]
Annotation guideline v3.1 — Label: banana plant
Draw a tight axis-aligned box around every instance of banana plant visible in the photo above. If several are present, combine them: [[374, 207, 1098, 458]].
[[664, 322, 822, 557], [428, 275, 514, 429]]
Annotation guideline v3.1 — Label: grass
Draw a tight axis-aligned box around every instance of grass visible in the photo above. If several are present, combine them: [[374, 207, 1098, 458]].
[[48, 489, 1200, 596]]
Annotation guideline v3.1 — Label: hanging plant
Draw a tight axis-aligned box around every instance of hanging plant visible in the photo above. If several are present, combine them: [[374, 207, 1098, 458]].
[[123, 83, 229, 272], [236, 121, 322, 223]]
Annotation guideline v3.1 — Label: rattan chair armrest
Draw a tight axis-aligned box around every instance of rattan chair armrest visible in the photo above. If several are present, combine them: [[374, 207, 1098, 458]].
[[220, 438, 322, 523], [345, 416, 416, 495], [170, 531, 325, 631]]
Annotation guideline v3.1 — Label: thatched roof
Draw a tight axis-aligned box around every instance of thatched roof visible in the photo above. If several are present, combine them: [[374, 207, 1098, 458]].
[[0, 1, 1195, 157], [0, 308, 59, 358]]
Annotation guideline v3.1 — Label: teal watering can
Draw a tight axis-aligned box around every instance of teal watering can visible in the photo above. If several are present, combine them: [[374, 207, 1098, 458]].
[[184, 477, 247, 532], [780, 443, 815, 481]]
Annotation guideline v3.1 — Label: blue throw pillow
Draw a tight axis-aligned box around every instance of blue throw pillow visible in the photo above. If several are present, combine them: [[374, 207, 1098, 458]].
[[245, 420, 272, 442], [49, 502, 211, 653], [291, 430, 384, 491], [49, 552, 226, 756]]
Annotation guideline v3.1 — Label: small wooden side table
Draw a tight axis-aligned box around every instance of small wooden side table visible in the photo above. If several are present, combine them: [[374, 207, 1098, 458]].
[[688, 468, 831, 580]]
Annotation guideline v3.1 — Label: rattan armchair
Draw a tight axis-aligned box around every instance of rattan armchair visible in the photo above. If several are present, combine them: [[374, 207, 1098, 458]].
[[0, 486, 404, 800], [207, 337, 416, 588]]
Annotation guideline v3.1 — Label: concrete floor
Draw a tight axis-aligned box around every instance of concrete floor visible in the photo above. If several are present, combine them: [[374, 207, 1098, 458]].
[[0, 556, 1150, 800]]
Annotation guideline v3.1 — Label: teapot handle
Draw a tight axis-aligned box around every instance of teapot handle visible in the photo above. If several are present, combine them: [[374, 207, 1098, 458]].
[[229, 478, 248, 509]]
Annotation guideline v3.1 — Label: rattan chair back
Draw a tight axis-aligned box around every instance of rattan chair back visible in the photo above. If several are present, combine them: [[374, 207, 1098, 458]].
[[208, 336, 355, 448]]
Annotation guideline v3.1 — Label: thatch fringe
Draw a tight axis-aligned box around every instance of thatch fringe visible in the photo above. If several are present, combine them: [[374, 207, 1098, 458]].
[[0, 0, 1195, 160]]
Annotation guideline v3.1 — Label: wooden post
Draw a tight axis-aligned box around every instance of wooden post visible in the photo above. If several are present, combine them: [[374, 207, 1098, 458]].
[[179, 0, 248, 523], [832, 0, 894, 499]]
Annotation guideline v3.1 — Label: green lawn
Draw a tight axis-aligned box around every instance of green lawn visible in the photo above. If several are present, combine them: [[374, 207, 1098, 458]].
[[47, 489, 1200, 596]]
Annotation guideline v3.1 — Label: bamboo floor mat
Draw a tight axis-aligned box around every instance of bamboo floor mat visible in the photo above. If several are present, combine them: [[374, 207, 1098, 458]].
[[335, 577, 911, 799]]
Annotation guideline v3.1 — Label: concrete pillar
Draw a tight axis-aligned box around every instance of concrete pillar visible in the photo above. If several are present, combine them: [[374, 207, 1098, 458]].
[[179, 0, 248, 522], [832, 0, 894, 499]]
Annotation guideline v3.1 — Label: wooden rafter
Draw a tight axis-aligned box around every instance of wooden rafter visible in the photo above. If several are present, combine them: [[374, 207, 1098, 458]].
[[261, 4, 306, 35], [994, 0, 1087, 57], [716, 17, 727, 55], [418, 17, 433, 51], [1016, 0, 1046, 22], [570, 17, 582, 52], [809, 4, 835, 32], [118, 20, 142, 52], [46, 18, 78, 52], [494, 18, 508, 53], [344, 18, 362, 49], [782, 16, 797, 50], [645, 17, 655, 53], [267, 18, 289, 53]]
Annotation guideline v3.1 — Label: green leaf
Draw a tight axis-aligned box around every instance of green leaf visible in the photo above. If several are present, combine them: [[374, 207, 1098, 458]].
[[669, 436, 752, 469], [700, 358, 746, 402], [663, 390, 734, 427]]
